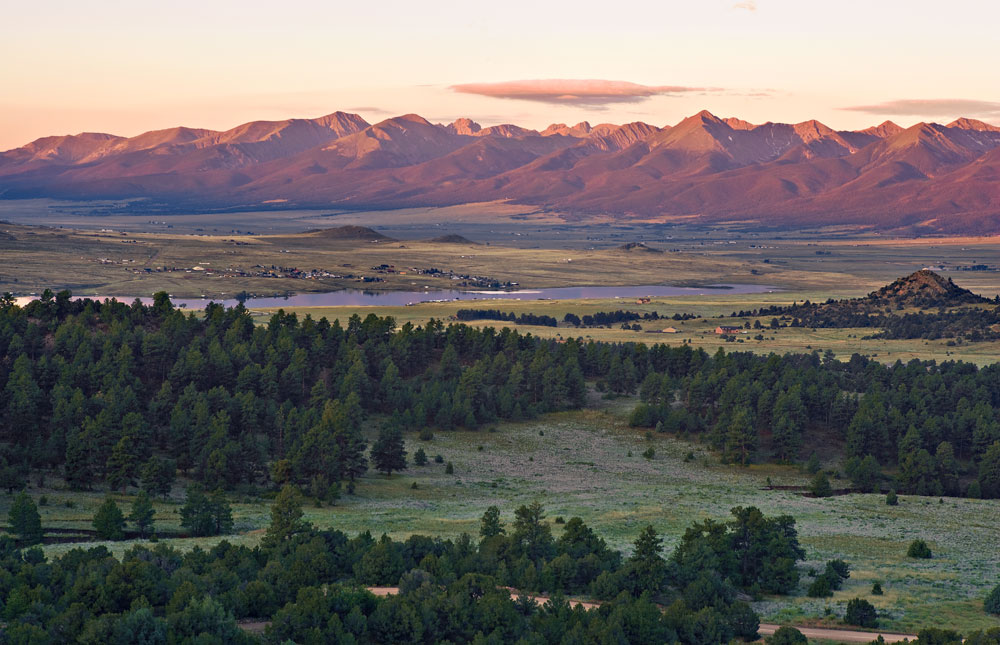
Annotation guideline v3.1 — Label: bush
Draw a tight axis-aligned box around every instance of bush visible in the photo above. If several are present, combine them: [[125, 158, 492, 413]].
[[433, 455, 444, 464], [916, 628, 964, 644], [845, 597, 878, 628], [642, 446, 655, 460], [92, 498, 126, 540], [985, 584, 1000, 615], [413, 448, 427, 466], [967, 480, 982, 499], [767, 626, 808, 645], [872, 581, 883, 595], [807, 575, 833, 598], [907, 539, 932, 559], [445, 462, 454, 474], [810, 473, 833, 497], [886, 490, 898, 506], [418, 428, 434, 441]]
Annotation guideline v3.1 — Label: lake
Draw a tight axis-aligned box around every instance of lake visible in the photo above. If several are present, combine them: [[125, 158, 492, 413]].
[[14, 284, 776, 309]]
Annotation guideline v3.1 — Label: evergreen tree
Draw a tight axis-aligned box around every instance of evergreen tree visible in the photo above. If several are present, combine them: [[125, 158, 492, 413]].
[[179, 485, 215, 537], [629, 524, 666, 594], [7, 492, 43, 545], [726, 406, 757, 465], [129, 490, 155, 538], [263, 484, 309, 547], [140, 456, 176, 499], [93, 497, 126, 540], [511, 501, 554, 562], [371, 423, 407, 477], [979, 441, 1000, 498], [480, 505, 505, 538], [209, 489, 234, 535], [413, 447, 428, 466]]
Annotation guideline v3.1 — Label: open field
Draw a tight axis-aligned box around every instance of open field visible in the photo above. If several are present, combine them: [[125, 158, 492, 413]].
[[4, 402, 999, 634], [3, 207, 1000, 301], [259, 294, 1000, 366]]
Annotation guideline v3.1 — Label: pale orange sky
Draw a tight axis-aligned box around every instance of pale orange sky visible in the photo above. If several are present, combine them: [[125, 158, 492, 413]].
[[1, 0, 998, 150]]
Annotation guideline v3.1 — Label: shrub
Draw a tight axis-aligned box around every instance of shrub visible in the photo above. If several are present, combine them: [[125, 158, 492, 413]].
[[967, 480, 982, 499], [642, 446, 655, 460], [985, 584, 1000, 615], [907, 539, 932, 559], [886, 490, 898, 506], [805, 452, 821, 474], [419, 428, 434, 441], [767, 626, 808, 645], [872, 581, 883, 595], [810, 473, 833, 497], [807, 575, 833, 598], [845, 597, 878, 628], [916, 628, 964, 644], [93, 498, 126, 541], [414, 448, 427, 466], [445, 462, 454, 474], [433, 454, 444, 464]]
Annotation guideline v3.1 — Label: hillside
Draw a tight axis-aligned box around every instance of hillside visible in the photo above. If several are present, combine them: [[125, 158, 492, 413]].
[[731, 270, 999, 340], [304, 225, 393, 241], [2, 110, 999, 234]]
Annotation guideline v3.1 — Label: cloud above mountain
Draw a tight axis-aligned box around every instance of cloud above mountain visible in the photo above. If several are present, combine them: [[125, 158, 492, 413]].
[[450, 79, 716, 107], [841, 98, 1000, 121]]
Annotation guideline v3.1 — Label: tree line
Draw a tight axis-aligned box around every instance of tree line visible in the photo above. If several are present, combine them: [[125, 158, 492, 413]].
[[628, 349, 1000, 497], [0, 499, 813, 644], [454, 309, 558, 327]]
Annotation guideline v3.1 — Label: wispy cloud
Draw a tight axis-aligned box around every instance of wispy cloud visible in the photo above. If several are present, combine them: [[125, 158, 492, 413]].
[[450, 79, 720, 107], [840, 98, 1000, 121], [732, 1, 757, 11]]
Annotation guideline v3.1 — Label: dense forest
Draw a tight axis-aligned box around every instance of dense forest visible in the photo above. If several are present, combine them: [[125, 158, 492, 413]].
[[629, 349, 1000, 497], [0, 498, 818, 644], [1, 290, 998, 500]]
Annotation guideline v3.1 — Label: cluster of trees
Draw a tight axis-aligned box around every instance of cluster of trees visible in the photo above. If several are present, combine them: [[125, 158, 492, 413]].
[[562, 310, 698, 328], [0, 291, 599, 494], [454, 309, 558, 327], [0, 501, 809, 644], [726, 298, 1000, 341], [628, 349, 1000, 497]]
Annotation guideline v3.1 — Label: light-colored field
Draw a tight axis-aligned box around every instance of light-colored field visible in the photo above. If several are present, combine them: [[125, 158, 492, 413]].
[[6, 403, 999, 634], [257, 294, 1000, 366]]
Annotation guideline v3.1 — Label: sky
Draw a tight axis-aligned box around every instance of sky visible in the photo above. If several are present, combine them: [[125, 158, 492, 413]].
[[1, 0, 999, 150]]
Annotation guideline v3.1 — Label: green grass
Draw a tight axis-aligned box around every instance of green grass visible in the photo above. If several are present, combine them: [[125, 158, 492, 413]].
[[4, 402, 998, 634]]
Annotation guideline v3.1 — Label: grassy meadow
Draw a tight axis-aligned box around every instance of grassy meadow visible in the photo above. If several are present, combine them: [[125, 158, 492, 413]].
[[5, 400, 999, 634]]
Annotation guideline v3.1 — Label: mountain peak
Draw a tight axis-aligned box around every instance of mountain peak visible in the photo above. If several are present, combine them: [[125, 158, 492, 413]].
[[947, 117, 1000, 132], [859, 120, 904, 138], [447, 118, 482, 135]]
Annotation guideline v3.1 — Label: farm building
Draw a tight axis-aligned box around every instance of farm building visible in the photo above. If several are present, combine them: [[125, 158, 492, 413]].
[[715, 325, 743, 334]]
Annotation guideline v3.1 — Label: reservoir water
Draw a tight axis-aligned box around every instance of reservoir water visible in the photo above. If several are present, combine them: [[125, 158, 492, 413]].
[[14, 284, 776, 309]]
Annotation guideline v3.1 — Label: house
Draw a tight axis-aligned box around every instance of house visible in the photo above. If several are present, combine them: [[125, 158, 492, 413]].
[[715, 325, 743, 334]]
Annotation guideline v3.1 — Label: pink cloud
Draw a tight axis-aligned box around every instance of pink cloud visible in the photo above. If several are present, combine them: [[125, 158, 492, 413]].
[[840, 98, 1000, 120], [450, 79, 718, 106]]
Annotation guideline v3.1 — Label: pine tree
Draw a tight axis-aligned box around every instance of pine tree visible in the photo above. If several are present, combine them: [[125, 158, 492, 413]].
[[209, 489, 234, 535], [8, 492, 43, 545], [726, 406, 757, 466], [480, 505, 505, 538], [263, 484, 309, 547], [179, 485, 215, 537], [106, 432, 141, 493], [413, 448, 428, 466], [93, 497, 126, 540], [140, 457, 176, 499], [371, 423, 407, 477], [129, 491, 155, 538], [629, 524, 666, 594]]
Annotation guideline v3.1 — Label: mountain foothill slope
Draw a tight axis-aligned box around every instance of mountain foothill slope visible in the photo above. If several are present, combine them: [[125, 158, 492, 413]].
[[1, 110, 998, 234]]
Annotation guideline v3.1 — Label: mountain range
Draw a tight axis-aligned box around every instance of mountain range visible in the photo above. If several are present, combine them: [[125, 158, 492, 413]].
[[2, 110, 999, 233]]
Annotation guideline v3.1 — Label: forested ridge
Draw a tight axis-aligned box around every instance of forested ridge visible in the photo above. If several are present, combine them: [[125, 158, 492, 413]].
[[1, 289, 998, 500], [630, 349, 1000, 497]]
